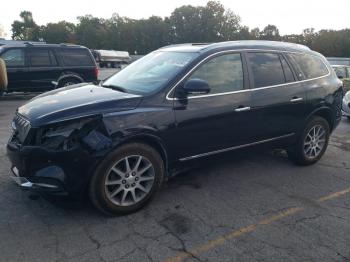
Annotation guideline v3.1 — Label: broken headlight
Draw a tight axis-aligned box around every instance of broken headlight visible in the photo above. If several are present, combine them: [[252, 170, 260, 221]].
[[38, 118, 96, 150]]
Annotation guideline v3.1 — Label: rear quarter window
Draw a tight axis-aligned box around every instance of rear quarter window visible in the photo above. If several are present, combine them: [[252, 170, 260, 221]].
[[58, 48, 94, 66], [287, 53, 329, 79]]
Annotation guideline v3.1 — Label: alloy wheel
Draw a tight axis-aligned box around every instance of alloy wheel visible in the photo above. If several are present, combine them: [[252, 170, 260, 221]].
[[303, 124, 326, 159], [104, 155, 155, 206], [63, 81, 76, 86]]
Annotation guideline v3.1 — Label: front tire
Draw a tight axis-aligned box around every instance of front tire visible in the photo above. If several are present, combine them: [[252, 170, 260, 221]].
[[288, 116, 330, 166], [89, 143, 165, 215]]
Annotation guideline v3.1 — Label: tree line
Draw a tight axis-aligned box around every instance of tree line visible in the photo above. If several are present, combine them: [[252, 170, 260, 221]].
[[10, 1, 350, 56]]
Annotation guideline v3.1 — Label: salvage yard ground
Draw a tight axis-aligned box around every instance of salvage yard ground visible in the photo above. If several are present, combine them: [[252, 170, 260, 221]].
[[0, 98, 350, 262]]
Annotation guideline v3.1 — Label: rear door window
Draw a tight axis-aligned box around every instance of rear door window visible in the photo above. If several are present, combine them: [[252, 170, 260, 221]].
[[247, 52, 285, 88], [29, 49, 57, 67], [58, 49, 94, 66], [0, 48, 25, 67], [287, 53, 329, 79]]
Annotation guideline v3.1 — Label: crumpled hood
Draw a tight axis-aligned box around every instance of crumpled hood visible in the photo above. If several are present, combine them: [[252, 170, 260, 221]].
[[17, 83, 142, 127]]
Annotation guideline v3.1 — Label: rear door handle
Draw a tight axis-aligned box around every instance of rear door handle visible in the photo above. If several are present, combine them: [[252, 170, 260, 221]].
[[235, 106, 251, 112], [290, 97, 303, 102]]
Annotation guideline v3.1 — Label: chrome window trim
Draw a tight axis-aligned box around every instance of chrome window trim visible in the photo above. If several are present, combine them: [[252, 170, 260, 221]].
[[166, 48, 331, 101], [179, 133, 295, 161]]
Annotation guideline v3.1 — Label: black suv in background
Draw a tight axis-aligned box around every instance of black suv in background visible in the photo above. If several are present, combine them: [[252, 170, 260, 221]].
[[0, 43, 98, 92], [7, 41, 343, 215]]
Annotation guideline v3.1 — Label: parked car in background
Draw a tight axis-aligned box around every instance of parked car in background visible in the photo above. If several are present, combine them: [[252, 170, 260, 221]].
[[6, 41, 343, 215], [327, 57, 350, 66], [92, 49, 130, 68], [0, 42, 98, 92], [332, 65, 350, 94], [343, 91, 350, 119]]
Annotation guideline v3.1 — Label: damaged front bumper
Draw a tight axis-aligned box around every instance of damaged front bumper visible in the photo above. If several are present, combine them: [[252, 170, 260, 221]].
[[11, 166, 60, 190], [6, 141, 101, 197], [6, 113, 125, 197]]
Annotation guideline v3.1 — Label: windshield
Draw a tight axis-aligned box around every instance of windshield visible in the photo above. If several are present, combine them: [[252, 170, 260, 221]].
[[102, 51, 198, 95]]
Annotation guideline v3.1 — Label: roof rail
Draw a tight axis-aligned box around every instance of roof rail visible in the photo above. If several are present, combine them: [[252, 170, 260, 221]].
[[59, 43, 77, 46], [23, 41, 47, 46]]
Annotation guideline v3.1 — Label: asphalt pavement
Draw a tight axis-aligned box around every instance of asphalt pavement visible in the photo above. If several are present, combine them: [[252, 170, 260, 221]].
[[0, 99, 350, 262]]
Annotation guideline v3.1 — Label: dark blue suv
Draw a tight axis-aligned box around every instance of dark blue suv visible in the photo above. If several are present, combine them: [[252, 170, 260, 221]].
[[0, 43, 98, 92], [6, 41, 343, 215]]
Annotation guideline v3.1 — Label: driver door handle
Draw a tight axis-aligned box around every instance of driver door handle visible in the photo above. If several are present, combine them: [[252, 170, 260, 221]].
[[235, 106, 251, 112], [290, 97, 303, 102]]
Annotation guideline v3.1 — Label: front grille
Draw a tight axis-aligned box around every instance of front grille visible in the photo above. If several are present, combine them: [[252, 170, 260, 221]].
[[12, 113, 31, 143]]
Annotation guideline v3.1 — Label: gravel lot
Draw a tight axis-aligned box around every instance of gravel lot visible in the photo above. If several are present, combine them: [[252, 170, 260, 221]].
[[0, 99, 350, 262]]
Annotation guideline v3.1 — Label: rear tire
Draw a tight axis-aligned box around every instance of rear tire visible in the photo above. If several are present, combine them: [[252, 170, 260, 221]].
[[287, 116, 330, 166], [57, 77, 81, 88], [89, 143, 165, 215]]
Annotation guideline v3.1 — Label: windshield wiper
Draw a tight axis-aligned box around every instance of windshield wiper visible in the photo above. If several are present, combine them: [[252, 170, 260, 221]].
[[101, 84, 128, 93]]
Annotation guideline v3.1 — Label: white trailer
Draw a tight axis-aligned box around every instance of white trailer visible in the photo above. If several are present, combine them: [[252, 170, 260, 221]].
[[92, 50, 131, 68]]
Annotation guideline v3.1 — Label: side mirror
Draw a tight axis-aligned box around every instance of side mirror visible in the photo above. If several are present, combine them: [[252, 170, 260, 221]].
[[338, 75, 344, 80], [0, 58, 8, 93], [183, 78, 210, 95]]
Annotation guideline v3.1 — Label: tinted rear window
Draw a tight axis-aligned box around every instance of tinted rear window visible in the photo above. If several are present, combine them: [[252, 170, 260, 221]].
[[29, 49, 58, 66], [58, 49, 94, 66], [287, 53, 329, 79], [247, 52, 285, 88]]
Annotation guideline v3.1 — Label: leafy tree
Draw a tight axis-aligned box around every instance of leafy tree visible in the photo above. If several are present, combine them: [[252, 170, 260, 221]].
[[238, 26, 251, 40], [41, 21, 76, 44], [302, 28, 316, 46], [282, 34, 305, 45], [260, 24, 281, 41], [249, 28, 261, 39], [169, 5, 205, 43], [11, 11, 40, 40], [9, 3, 350, 56], [311, 29, 350, 57], [75, 15, 110, 49]]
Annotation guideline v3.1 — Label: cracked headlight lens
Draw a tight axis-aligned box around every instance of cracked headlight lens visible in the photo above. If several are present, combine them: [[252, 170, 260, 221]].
[[39, 118, 96, 150]]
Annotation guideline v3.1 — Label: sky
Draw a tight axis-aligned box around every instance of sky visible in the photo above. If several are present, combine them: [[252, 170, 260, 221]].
[[1, 0, 349, 39]]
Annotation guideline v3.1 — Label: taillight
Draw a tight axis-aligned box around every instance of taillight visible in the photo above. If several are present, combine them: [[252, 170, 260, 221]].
[[94, 67, 99, 78]]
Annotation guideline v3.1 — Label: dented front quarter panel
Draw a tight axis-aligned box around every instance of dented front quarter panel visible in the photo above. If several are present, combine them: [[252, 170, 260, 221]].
[[101, 103, 177, 160]]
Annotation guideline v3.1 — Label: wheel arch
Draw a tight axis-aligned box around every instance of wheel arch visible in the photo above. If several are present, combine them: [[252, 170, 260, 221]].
[[57, 72, 84, 85], [117, 134, 169, 176], [305, 106, 334, 131]]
